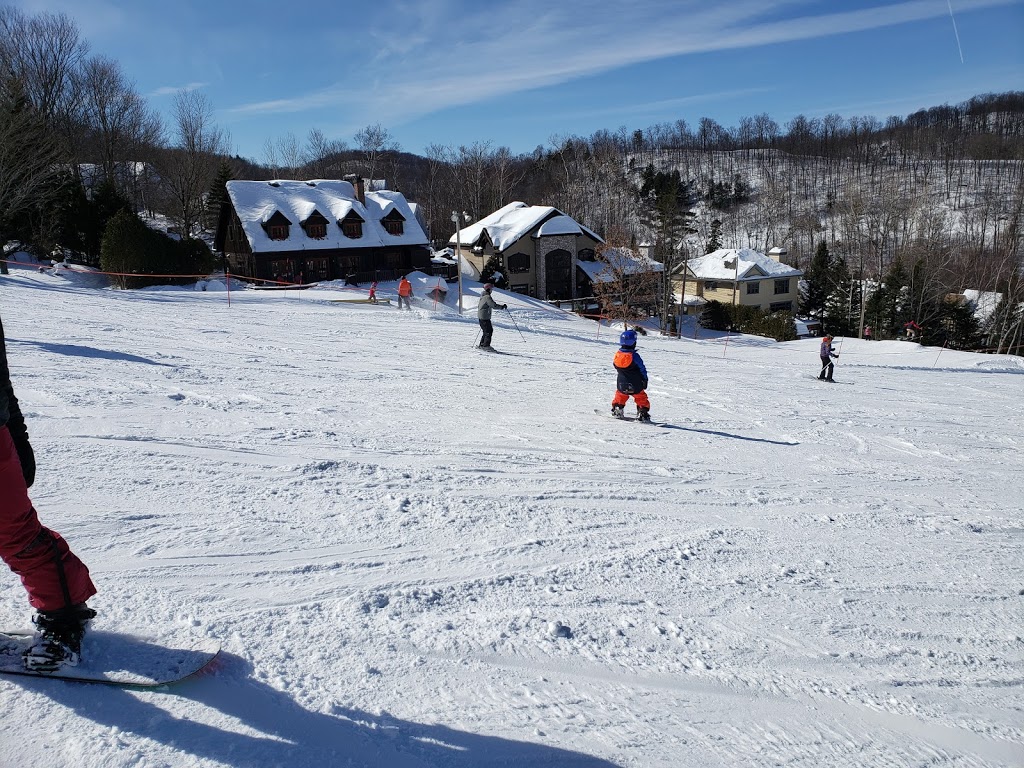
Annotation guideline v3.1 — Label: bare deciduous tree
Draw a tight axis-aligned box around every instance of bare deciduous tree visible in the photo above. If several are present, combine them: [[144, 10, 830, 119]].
[[155, 89, 228, 238]]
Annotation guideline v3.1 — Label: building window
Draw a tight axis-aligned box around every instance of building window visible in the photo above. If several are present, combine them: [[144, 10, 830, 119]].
[[507, 252, 531, 273], [746, 282, 760, 295], [770, 301, 793, 312], [381, 210, 405, 236], [705, 281, 718, 291], [268, 224, 288, 240], [774, 279, 790, 295], [341, 217, 363, 238], [578, 248, 596, 262], [306, 222, 326, 239]]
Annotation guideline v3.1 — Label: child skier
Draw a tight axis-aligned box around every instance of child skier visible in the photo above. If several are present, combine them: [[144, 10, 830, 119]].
[[818, 335, 839, 382], [611, 329, 652, 422]]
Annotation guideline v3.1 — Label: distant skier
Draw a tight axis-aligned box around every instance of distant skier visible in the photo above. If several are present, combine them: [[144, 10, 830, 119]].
[[611, 329, 652, 422], [476, 283, 507, 349], [397, 276, 413, 310], [863, 325, 873, 341], [0, 313, 97, 671], [368, 280, 379, 304], [818, 335, 839, 382]]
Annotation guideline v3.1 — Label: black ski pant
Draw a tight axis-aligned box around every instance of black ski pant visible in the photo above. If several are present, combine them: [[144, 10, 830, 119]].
[[818, 356, 834, 380], [478, 318, 494, 347]]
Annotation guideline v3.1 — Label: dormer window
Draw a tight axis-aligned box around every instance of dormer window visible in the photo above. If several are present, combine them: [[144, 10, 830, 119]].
[[340, 211, 364, 239], [301, 210, 329, 240], [381, 209, 405, 236], [261, 210, 293, 241]]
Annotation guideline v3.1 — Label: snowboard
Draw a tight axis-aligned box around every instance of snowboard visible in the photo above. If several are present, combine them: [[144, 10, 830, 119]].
[[0, 629, 220, 687], [595, 408, 670, 427]]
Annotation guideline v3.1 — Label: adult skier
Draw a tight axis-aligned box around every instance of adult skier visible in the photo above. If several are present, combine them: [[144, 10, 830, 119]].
[[0, 314, 97, 671], [611, 329, 652, 422], [477, 284, 507, 349]]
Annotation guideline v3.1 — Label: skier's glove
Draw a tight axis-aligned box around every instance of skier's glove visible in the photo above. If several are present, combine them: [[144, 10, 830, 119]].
[[6, 414, 35, 488], [502, 304, 508, 309]]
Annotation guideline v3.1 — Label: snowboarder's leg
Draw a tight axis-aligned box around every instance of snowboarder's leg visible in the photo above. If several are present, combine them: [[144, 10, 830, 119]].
[[0, 428, 96, 613], [611, 391, 628, 418], [634, 391, 651, 421]]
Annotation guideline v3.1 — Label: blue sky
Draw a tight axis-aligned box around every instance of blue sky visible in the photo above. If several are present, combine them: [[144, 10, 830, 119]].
[[11, 0, 1024, 162]]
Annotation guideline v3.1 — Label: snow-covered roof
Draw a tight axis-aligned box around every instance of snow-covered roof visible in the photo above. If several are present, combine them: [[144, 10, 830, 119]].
[[226, 179, 428, 253], [449, 202, 602, 251], [687, 247, 802, 281], [962, 289, 1002, 323], [577, 247, 664, 283]]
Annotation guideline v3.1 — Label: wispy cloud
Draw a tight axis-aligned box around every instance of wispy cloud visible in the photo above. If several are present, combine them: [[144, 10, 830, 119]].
[[223, 0, 1017, 127], [150, 82, 208, 97]]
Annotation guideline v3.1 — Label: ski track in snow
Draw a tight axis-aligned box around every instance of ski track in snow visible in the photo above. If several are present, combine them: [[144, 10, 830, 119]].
[[1, 268, 1023, 767]]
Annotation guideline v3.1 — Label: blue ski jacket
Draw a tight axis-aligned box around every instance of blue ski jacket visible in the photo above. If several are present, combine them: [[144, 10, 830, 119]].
[[613, 348, 648, 394]]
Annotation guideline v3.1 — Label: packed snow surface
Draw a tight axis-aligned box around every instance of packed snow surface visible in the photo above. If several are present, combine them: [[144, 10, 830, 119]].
[[1, 265, 1022, 767]]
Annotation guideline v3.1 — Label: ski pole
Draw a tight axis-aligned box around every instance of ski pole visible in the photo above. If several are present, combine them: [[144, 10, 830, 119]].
[[505, 307, 526, 343]]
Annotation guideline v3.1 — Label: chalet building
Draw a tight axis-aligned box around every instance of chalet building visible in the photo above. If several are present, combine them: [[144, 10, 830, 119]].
[[449, 202, 603, 300], [681, 247, 802, 314], [576, 246, 665, 313], [214, 177, 431, 285]]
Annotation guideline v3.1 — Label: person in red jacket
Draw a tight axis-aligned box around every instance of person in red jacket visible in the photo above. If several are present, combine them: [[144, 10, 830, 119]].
[[0, 313, 97, 671], [397, 276, 413, 310]]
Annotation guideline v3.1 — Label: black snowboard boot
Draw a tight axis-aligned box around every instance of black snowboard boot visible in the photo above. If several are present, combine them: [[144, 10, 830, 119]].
[[24, 603, 96, 671], [611, 404, 625, 419], [637, 406, 652, 423]]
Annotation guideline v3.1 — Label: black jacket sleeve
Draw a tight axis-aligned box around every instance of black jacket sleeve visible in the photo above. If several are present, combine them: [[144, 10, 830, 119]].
[[0, 316, 36, 487]]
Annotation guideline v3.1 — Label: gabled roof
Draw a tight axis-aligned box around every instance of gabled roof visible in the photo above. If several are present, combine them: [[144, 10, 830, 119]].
[[686, 247, 802, 281], [577, 247, 664, 283], [449, 202, 603, 251], [226, 179, 428, 253]]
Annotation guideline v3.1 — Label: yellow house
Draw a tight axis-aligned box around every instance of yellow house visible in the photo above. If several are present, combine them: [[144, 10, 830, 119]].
[[682, 247, 802, 314]]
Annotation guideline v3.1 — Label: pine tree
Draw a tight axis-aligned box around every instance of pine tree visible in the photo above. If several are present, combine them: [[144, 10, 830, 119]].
[[821, 253, 853, 335], [202, 160, 233, 233], [706, 219, 723, 253], [863, 257, 907, 338], [800, 241, 831, 318]]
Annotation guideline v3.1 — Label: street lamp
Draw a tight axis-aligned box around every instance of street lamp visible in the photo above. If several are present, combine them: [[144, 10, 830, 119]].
[[452, 211, 470, 314]]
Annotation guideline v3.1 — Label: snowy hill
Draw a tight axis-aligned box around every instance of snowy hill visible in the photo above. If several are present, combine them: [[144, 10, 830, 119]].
[[1, 265, 1022, 767]]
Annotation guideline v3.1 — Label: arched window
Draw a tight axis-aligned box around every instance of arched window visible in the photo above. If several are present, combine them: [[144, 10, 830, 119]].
[[507, 252, 531, 273]]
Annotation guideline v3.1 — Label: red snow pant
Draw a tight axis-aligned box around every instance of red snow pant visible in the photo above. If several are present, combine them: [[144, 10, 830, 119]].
[[612, 390, 650, 409], [0, 425, 96, 611]]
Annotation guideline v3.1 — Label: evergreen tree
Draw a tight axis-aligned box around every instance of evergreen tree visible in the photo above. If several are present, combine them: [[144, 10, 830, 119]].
[[800, 241, 831, 318], [100, 209, 149, 288], [863, 257, 907, 338], [821, 253, 853, 336], [706, 219, 723, 253], [82, 180, 132, 264], [202, 159, 233, 233]]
